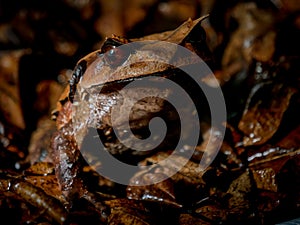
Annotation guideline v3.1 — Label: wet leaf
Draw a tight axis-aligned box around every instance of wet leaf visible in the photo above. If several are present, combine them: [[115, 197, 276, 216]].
[[238, 83, 297, 146], [127, 171, 180, 207], [24, 174, 65, 203], [24, 161, 55, 175], [139, 151, 208, 186]]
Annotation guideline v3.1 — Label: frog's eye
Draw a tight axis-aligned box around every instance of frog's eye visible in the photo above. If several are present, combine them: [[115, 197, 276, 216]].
[[101, 44, 116, 54], [103, 45, 131, 68]]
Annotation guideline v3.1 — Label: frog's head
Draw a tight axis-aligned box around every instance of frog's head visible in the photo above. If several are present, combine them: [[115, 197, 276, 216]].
[[71, 15, 212, 96], [53, 15, 212, 118], [53, 16, 213, 156]]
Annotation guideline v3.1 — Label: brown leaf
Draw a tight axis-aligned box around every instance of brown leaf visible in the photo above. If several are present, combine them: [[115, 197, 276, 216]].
[[0, 49, 30, 130], [24, 174, 66, 203], [238, 83, 297, 146], [140, 151, 208, 186], [127, 171, 180, 207], [179, 213, 211, 225], [226, 170, 255, 215], [24, 161, 55, 175], [277, 124, 300, 149], [251, 167, 278, 192], [105, 198, 153, 225]]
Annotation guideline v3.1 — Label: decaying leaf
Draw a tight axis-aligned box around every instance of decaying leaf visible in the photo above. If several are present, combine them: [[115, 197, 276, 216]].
[[238, 83, 297, 146]]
